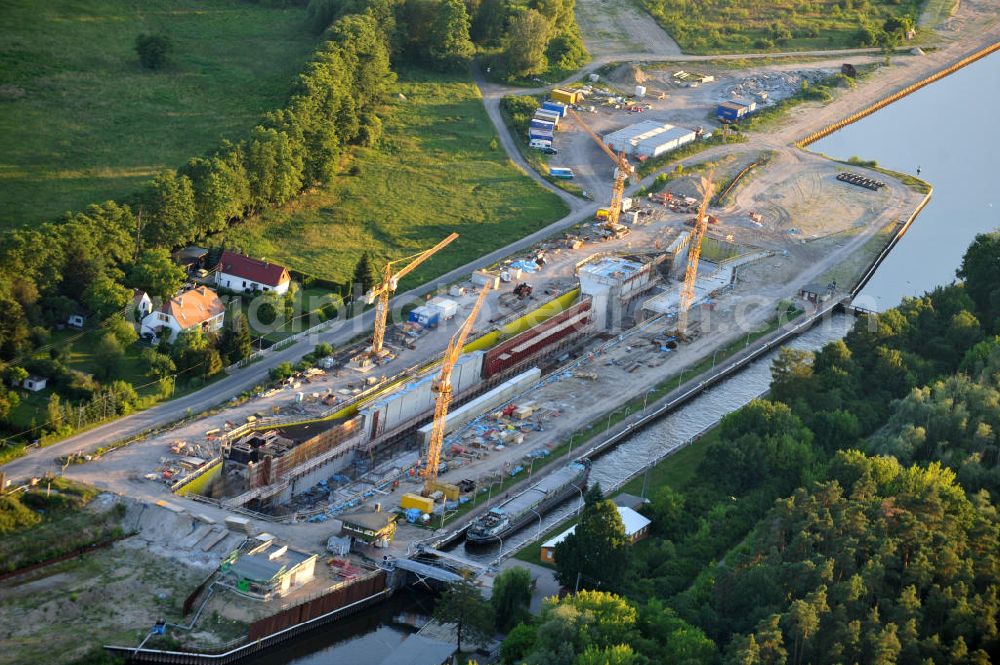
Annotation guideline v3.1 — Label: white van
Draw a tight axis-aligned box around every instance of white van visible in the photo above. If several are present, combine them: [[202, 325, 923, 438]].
[[529, 138, 552, 149]]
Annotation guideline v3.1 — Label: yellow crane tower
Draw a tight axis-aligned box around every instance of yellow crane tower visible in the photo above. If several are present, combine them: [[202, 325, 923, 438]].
[[423, 283, 491, 494], [568, 109, 637, 238], [677, 175, 715, 336], [362, 233, 459, 362]]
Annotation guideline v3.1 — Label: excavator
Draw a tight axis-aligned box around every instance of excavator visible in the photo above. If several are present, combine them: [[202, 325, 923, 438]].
[[423, 283, 491, 495], [355, 233, 459, 367], [568, 109, 638, 240]]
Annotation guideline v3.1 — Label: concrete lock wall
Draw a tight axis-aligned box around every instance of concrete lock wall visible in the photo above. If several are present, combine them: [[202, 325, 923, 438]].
[[280, 451, 356, 503], [359, 352, 485, 440], [416, 367, 543, 445]]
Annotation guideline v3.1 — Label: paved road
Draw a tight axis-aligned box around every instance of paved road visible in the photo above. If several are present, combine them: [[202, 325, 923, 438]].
[[1, 204, 603, 482], [6, 28, 997, 482]]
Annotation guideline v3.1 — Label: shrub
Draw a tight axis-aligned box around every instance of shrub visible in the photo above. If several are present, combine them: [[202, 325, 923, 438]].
[[135, 34, 173, 70]]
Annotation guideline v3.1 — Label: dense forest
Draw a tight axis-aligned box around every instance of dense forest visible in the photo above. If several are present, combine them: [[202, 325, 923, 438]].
[[500, 233, 1000, 663], [0, 0, 587, 447]]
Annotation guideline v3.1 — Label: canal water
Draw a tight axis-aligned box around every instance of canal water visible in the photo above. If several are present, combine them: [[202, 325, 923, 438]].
[[251, 590, 434, 665], [270, 51, 1000, 663], [812, 51, 1000, 310]]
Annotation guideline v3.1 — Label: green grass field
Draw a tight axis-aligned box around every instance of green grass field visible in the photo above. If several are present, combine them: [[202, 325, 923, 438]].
[[223, 68, 569, 290], [0, 0, 317, 228], [637, 0, 926, 54]]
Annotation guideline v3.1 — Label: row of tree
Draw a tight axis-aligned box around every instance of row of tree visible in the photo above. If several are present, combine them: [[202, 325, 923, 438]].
[[306, 0, 588, 79], [0, 6, 397, 441], [499, 231, 1000, 662]]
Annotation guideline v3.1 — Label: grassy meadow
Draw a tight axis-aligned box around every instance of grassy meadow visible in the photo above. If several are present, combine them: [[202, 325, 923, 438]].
[[637, 0, 927, 54], [0, 0, 318, 228], [222, 68, 570, 291]]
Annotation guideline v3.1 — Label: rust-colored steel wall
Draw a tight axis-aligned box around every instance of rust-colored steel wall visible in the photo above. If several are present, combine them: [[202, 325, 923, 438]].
[[248, 571, 386, 641], [483, 299, 592, 378]]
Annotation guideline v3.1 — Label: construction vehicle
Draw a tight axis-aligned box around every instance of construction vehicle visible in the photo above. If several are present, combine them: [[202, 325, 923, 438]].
[[677, 175, 714, 337], [358, 233, 459, 366], [568, 109, 637, 239], [423, 284, 491, 495]]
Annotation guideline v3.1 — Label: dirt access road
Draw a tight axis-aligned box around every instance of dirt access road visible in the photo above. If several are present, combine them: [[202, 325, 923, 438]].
[[575, 0, 680, 58], [6, 0, 1000, 482]]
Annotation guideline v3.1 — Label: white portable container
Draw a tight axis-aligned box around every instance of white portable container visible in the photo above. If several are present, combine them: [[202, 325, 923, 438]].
[[428, 297, 459, 320]]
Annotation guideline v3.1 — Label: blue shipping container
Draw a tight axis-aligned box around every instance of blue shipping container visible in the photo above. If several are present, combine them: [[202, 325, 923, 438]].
[[408, 306, 441, 328], [530, 119, 555, 130], [529, 130, 554, 140], [542, 101, 568, 117], [716, 103, 746, 121]]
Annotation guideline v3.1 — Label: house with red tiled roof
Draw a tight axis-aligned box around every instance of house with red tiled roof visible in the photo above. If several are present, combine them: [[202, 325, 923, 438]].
[[216, 251, 291, 295], [140, 286, 225, 343]]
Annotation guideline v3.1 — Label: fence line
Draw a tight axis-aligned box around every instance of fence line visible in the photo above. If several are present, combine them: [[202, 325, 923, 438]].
[[796, 40, 1000, 147]]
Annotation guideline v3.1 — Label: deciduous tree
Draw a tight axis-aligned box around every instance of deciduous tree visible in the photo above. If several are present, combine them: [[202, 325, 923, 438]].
[[492, 566, 533, 631], [554, 484, 630, 590], [127, 249, 185, 301], [135, 34, 172, 70], [83, 275, 131, 321], [503, 10, 550, 78], [143, 171, 197, 247], [429, 0, 476, 69], [434, 580, 494, 653]]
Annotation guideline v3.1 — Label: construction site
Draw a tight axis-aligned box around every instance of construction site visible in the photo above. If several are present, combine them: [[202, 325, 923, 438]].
[[0, 47, 938, 664], [65, 127, 919, 516]]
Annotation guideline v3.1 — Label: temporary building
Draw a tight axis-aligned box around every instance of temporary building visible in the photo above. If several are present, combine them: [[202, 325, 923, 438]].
[[408, 305, 441, 328], [534, 109, 561, 125], [221, 540, 317, 599], [539, 506, 651, 564], [547, 90, 578, 106], [542, 100, 569, 116], [633, 125, 697, 158], [602, 121, 697, 158], [427, 297, 458, 320]]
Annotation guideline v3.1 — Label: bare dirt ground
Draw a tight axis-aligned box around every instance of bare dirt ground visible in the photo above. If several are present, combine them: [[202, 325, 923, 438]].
[[0, 522, 207, 665], [4, 0, 999, 657], [575, 0, 680, 58]]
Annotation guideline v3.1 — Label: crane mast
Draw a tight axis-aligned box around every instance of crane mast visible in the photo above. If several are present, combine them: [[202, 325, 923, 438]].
[[422, 285, 490, 490], [568, 109, 634, 237], [677, 175, 714, 336], [423, 284, 491, 493], [362, 233, 459, 362]]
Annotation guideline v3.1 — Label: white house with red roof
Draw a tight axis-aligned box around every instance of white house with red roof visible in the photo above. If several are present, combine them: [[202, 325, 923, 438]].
[[140, 286, 226, 343], [215, 251, 291, 295]]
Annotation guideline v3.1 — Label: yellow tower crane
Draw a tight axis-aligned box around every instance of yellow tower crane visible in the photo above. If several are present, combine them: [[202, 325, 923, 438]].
[[568, 109, 637, 238], [423, 283, 491, 494], [677, 175, 715, 336], [363, 233, 459, 361]]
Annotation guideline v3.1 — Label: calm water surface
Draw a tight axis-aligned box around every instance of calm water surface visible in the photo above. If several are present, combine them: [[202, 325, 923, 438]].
[[271, 51, 1000, 664], [813, 51, 1000, 309]]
